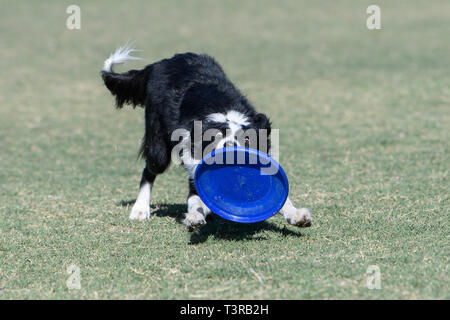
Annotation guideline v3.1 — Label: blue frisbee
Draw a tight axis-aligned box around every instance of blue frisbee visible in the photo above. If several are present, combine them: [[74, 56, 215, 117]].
[[194, 146, 289, 223]]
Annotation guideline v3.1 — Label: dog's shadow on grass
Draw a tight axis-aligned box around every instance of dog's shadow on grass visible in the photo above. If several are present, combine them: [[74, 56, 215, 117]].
[[118, 201, 303, 244], [188, 216, 303, 245]]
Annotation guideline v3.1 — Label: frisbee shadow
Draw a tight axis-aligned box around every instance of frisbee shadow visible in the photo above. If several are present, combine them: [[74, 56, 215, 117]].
[[118, 201, 303, 243], [188, 213, 303, 244]]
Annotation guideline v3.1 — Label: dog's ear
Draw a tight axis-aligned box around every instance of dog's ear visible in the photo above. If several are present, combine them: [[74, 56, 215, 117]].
[[253, 113, 271, 136]]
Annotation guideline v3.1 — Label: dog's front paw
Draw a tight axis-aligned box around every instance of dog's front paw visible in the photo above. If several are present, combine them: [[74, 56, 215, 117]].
[[287, 208, 312, 228], [129, 202, 150, 220], [183, 210, 206, 232]]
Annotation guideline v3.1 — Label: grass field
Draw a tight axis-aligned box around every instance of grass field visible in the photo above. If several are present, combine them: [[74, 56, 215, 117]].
[[0, 0, 449, 299]]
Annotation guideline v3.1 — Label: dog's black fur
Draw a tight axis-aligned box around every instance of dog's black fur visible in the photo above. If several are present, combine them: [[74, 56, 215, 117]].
[[101, 50, 313, 230], [101, 53, 271, 190]]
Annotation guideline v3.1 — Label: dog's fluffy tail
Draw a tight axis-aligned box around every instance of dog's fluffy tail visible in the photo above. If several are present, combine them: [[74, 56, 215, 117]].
[[101, 44, 148, 108]]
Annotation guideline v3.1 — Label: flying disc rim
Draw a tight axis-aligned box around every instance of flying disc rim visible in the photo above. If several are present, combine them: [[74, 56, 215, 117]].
[[194, 146, 289, 223]]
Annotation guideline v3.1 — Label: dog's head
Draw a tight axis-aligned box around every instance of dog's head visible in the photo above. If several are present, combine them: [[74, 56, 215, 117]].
[[200, 110, 271, 152], [173, 110, 272, 177], [173, 110, 272, 178]]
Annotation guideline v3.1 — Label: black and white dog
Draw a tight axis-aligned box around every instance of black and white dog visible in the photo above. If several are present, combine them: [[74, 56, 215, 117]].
[[101, 45, 312, 232]]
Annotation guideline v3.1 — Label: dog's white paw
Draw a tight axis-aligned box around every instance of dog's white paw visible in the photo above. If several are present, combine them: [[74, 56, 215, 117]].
[[183, 210, 206, 232], [286, 208, 312, 228], [129, 202, 150, 220]]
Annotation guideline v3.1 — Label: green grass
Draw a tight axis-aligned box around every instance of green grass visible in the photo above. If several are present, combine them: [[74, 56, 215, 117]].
[[0, 0, 449, 299]]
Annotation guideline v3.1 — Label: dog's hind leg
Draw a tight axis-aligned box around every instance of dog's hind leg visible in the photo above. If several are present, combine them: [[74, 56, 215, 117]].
[[183, 179, 211, 232], [130, 168, 156, 220], [279, 197, 312, 228]]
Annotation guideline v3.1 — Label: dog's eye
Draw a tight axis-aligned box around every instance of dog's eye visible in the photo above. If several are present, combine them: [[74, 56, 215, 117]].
[[244, 137, 250, 148]]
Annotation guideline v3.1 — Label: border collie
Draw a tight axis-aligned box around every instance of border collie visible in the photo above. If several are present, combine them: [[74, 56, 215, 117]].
[[101, 45, 312, 232]]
